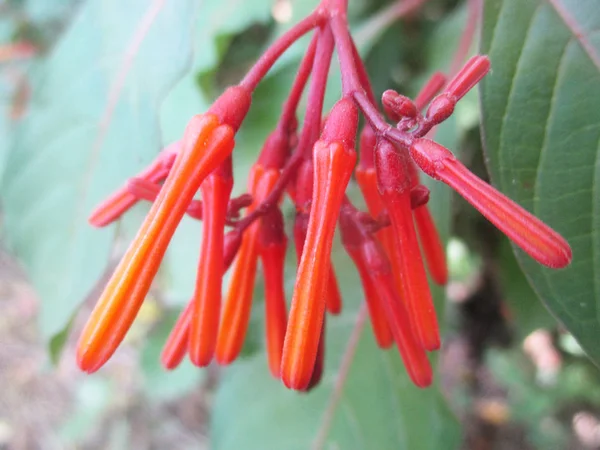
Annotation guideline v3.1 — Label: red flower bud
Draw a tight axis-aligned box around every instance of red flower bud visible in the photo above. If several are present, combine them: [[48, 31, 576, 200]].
[[375, 139, 440, 351], [282, 98, 358, 390], [410, 139, 572, 268]]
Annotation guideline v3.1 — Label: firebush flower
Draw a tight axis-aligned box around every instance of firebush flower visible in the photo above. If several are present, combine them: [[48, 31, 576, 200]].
[[78, 0, 572, 390]]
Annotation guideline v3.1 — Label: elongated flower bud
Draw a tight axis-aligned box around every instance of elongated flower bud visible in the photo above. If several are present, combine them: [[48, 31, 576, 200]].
[[410, 139, 572, 268], [77, 86, 251, 372], [282, 98, 358, 390], [160, 229, 242, 370], [375, 139, 440, 351], [360, 239, 432, 387], [189, 160, 234, 366], [216, 168, 279, 364]]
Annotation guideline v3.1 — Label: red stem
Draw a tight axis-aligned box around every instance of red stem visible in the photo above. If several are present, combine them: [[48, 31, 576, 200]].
[[277, 34, 319, 132], [240, 9, 326, 91]]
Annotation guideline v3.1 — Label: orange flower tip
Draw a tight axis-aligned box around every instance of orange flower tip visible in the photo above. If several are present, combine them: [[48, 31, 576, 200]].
[[76, 347, 105, 374], [281, 365, 312, 391], [445, 55, 491, 101], [410, 365, 433, 389], [190, 352, 213, 368], [160, 353, 183, 371], [321, 97, 359, 148], [207, 85, 252, 131]]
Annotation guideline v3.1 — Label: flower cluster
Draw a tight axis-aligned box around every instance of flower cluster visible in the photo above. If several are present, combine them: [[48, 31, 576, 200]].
[[77, 0, 572, 390]]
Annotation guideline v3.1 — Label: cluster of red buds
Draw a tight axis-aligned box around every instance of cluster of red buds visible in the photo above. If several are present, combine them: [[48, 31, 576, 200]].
[[76, 0, 572, 390]]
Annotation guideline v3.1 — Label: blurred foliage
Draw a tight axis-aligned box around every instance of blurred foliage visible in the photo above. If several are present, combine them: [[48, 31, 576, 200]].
[[0, 0, 599, 449]]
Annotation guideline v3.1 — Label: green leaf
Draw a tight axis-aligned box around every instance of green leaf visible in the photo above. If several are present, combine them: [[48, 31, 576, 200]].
[[212, 298, 459, 449], [480, 0, 600, 365], [1, 0, 197, 341], [498, 239, 556, 338], [140, 312, 204, 401]]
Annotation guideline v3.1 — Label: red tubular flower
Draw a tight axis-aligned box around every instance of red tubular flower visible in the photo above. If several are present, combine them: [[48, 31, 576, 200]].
[[188, 159, 234, 366], [360, 238, 433, 388], [161, 230, 242, 370], [339, 203, 431, 386], [410, 139, 572, 268], [375, 139, 440, 352], [216, 167, 279, 364], [80, 0, 572, 392], [77, 86, 251, 373], [339, 204, 393, 348], [258, 207, 288, 378], [281, 98, 358, 390]]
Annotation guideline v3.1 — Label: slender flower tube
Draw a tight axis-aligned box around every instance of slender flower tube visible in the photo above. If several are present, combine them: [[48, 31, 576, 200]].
[[410, 139, 572, 268], [189, 159, 234, 366], [282, 98, 358, 390], [258, 207, 288, 378], [77, 86, 251, 372], [161, 230, 242, 370], [355, 126, 405, 291], [406, 161, 448, 285], [339, 204, 393, 348], [375, 139, 440, 351], [216, 168, 280, 364], [413, 205, 448, 285]]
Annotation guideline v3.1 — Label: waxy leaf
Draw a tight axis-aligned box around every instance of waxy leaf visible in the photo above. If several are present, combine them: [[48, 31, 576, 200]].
[[480, 0, 600, 363], [1, 0, 196, 340]]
